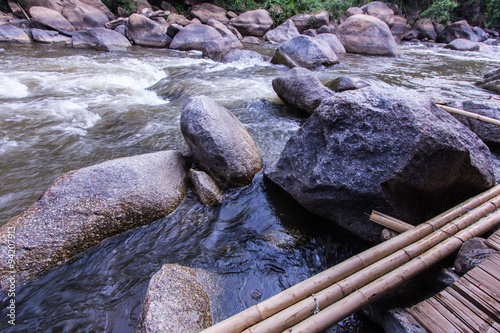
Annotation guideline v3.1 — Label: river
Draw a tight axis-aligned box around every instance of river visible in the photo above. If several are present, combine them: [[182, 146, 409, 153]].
[[0, 41, 499, 332]]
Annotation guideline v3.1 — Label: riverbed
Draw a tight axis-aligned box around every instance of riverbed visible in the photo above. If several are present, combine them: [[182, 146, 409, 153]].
[[0, 41, 499, 332]]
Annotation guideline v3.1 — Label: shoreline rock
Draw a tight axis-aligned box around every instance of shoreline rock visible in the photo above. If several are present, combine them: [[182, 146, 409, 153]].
[[0, 151, 188, 289]]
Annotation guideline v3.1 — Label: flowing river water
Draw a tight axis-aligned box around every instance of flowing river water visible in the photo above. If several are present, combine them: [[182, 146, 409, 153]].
[[0, 41, 499, 332]]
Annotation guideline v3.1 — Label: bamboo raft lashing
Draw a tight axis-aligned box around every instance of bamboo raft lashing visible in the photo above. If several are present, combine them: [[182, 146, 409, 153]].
[[200, 185, 500, 333]]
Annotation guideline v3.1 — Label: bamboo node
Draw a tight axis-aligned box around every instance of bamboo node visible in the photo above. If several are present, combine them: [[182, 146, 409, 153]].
[[311, 294, 320, 315], [490, 201, 498, 210]]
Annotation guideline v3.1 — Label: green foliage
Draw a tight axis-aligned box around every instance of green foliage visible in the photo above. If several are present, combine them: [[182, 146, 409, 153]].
[[101, 0, 138, 15], [420, 0, 458, 23], [484, 0, 500, 27]]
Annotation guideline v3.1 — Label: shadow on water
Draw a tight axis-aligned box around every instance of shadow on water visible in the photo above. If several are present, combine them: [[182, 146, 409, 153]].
[[0, 174, 375, 333]]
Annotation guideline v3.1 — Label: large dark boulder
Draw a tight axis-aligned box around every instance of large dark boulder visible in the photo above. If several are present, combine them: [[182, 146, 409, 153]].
[[229, 9, 273, 37], [189, 3, 228, 24], [181, 96, 263, 187], [29, 6, 76, 34], [414, 18, 437, 41], [264, 19, 299, 44], [135, 264, 213, 333], [335, 14, 399, 57], [62, 0, 109, 31], [126, 13, 171, 47], [271, 35, 339, 70], [361, 1, 394, 27], [289, 13, 311, 33], [476, 68, 500, 95], [391, 15, 407, 43], [264, 86, 495, 242], [272, 67, 334, 115], [201, 18, 242, 58], [216, 49, 264, 63], [17, 0, 62, 13], [170, 23, 222, 51], [72, 27, 132, 51], [437, 20, 479, 44], [0, 24, 31, 43], [0, 151, 188, 289]]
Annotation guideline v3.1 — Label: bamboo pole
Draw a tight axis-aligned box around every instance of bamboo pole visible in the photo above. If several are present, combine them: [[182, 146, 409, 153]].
[[200, 185, 500, 333], [437, 104, 500, 127], [285, 208, 500, 333], [369, 210, 414, 233], [242, 195, 500, 333]]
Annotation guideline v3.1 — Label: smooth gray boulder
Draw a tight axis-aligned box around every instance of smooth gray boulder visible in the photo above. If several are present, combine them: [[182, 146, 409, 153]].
[[31, 28, 71, 43], [216, 49, 264, 63], [315, 33, 346, 54], [206, 18, 242, 48], [335, 14, 399, 57], [229, 9, 273, 37], [189, 169, 223, 206], [475, 68, 500, 95], [339, 7, 363, 24], [241, 36, 260, 44], [170, 23, 222, 51], [264, 19, 299, 44], [126, 13, 171, 47], [190, 3, 228, 24], [79, 0, 115, 20], [454, 237, 495, 275], [0, 151, 188, 289], [265, 86, 495, 242], [135, 264, 213, 333], [444, 38, 480, 51], [62, 0, 109, 31], [472, 27, 488, 42], [437, 20, 479, 43], [391, 15, 407, 43], [181, 96, 263, 187], [167, 13, 191, 26], [414, 18, 437, 41], [312, 11, 329, 29], [317, 25, 331, 34], [272, 67, 334, 114], [271, 35, 339, 70], [289, 13, 311, 33], [361, 1, 394, 27], [17, 0, 62, 13], [202, 19, 242, 59], [29, 6, 76, 34], [0, 24, 31, 43], [72, 27, 132, 51], [453, 100, 500, 147], [303, 29, 317, 37]]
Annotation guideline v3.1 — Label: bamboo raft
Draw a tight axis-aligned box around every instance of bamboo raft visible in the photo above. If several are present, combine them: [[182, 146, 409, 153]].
[[200, 185, 500, 333], [409, 230, 500, 332]]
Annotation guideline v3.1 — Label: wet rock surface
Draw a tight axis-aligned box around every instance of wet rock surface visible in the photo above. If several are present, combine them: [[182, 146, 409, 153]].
[[0, 151, 188, 288], [72, 27, 131, 51], [454, 237, 496, 275], [265, 86, 495, 242]]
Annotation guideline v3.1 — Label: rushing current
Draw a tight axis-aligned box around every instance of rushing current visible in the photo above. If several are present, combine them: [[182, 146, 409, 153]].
[[0, 41, 499, 332]]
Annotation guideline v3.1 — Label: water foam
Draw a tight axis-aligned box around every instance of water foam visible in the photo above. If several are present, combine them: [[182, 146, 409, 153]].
[[0, 76, 29, 98]]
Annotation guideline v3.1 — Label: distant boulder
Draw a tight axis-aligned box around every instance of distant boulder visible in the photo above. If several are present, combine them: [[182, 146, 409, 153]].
[[29, 6, 76, 34], [229, 9, 273, 37], [181, 96, 263, 187], [339, 7, 363, 24], [315, 33, 346, 54], [264, 19, 299, 44], [216, 49, 264, 63], [31, 28, 71, 43], [72, 27, 132, 51], [444, 38, 480, 51], [190, 3, 228, 24], [167, 13, 191, 26], [289, 13, 311, 33], [390, 15, 407, 43], [126, 13, 171, 47], [475, 68, 500, 95], [325, 75, 370, 92], [452, 100, 500, 147], [437, 20, 479, 43], [62, 0, 109, 31], [414, 18, 437, 41], [170, 23, 222, 51], [18, 0, 63, 13], [271, 35, 339, 70], [335, 14, 399, 57], [361, 1, 394, 27]]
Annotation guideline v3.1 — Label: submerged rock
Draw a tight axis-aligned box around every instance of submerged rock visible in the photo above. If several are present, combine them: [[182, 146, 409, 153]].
[[135, 264, 213, 333], [181, 96, 263, 187], [216, 49, 264, 63], [444, 38, 480, 51], [0, 151, 188, 289], [189, 169, 223, 206], [335, 14, 399, 57], [265, 86, 495, 242], [325, 75, 370, 92], [72, 27, 131, 51], [271, 35, 339, 70], [272, 67, 334, 114]]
